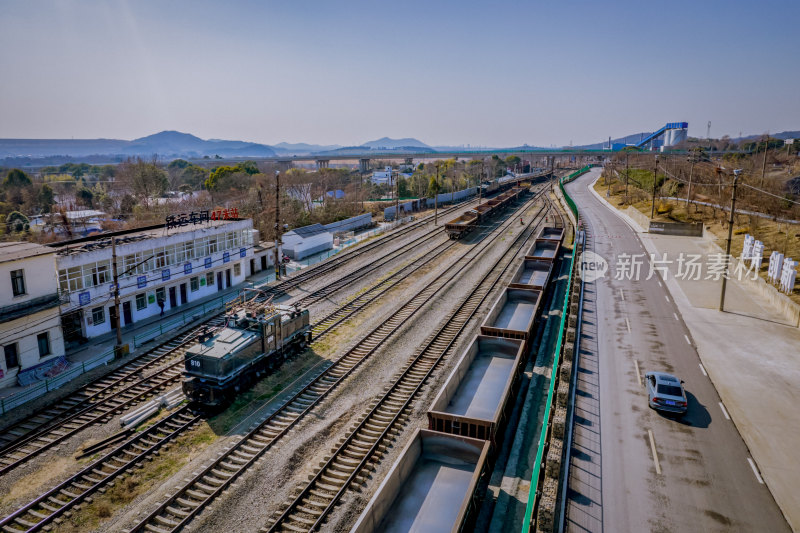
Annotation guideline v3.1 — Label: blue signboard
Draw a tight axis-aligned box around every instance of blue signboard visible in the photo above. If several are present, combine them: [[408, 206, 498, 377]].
[[79, 292, 90, 306], [137, 275, 147, 289], [162, 269, 171, 282], [184, 262, 192, 275], [223, 252, 230, 264], [205, 257, 212, 269], [240, 247, 246, 258]]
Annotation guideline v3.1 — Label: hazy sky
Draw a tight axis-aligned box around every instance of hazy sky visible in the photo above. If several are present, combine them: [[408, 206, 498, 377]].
[[2, 0, 798, 147]]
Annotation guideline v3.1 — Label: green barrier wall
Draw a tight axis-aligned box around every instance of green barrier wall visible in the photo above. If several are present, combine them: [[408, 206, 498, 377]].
[[521, 165, 592, 532]]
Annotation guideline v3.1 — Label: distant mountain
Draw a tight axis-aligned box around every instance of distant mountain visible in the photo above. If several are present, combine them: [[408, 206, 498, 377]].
[[731, 130, 800, 142], [362, 137, 431, 150], [0, 130, 277, 159], [272, 142, 342, 155]]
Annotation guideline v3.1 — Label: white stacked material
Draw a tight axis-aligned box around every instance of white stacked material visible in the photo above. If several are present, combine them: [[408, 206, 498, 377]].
[[768, 251, 784, 284], [742, 234, 755, 259], [780, 259, 797, 294], [750, 240, 765, 270], [120, 388, 185, 428]]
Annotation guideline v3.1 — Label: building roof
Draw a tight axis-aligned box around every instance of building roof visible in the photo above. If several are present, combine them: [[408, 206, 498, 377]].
[[50, 218, 249, 256], [286, 223, 329, 238], [0, 293, 61, 322], [0, 241, 55, 264]]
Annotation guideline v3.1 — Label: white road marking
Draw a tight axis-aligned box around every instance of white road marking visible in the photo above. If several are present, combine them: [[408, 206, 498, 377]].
[[748, 458, 765, 484], [699, 363, 708, 377], [665, 295, 670, 303], [625, 317, 631, 333], [658, 281, 662, 287], [619, 288, 625, 301], [719, 402, 731, 420], [685, 334, 691, 345], [673, 312, 679, 321], [648, 430, 662, 475], [634, 360, 642, 385]]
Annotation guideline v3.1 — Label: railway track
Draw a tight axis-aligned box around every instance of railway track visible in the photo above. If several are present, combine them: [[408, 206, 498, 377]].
[[0, 319, 222, 477], [0, 406, 201, 533], [261, 198, 476, 298], [0, 200, 479, 473], [126, 188, 547, 533], [264, 197, 559, 533], [0, 327, 216, 454]]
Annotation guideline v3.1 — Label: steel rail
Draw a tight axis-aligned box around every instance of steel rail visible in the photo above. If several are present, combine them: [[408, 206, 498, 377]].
[[127, 189, 543, 533], [265, 195, 555, 532], [0, 406, 200, 533]]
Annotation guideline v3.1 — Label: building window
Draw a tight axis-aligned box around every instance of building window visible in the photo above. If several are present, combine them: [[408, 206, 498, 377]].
[[59, 266, 83, 293], [155, 287, 166, 305], [234, 263, 241, 277], [4, 344, 19, 370], [37, 332, 51, 357], [10, 269, 25, 296], [155, 250, 167, 269], [206, 272, 214, 286], [92, 262, 109, 286], [190, 277, 199, 292], [208, 238, 218, 254], [92, 306, 105, 325], [136, 293, 147, 310]]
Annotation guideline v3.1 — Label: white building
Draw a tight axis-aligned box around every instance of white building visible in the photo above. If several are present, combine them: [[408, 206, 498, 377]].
[[370, 166, 394, 184], [54, 218, 256, 344], [282, 224, 333, 260], [0, 242, 66, 388]]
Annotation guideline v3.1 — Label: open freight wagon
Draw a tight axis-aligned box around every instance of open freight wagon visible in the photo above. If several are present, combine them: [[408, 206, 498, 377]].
[[508, 258, 554, 291], [351, 429, 489, 533], [480, 287, 542, 353], [427, 335, 526, 448]]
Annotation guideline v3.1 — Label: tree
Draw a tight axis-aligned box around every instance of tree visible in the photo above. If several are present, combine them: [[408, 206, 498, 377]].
[[116, 157, 169, 205], [3, 169, 32, 188], [205, 162, 258, 191], [428, 175, 441, 197], [76, 187, 94, 208], [397, 176, 410, 198], [37, 184, 55, 213], [6, 211, 29, 233]]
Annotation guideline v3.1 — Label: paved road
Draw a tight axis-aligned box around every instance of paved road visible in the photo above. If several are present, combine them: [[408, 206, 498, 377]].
[[563, 168, 789, 532]]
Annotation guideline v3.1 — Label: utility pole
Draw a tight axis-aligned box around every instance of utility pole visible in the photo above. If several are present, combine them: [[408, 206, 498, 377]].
[[274, 170, 281, 280], [760, 136, 769, 187], [686, 152, 696, 211], [111, 236, 122, 350], [394, 168, 399, 224], [479, 162, 483, 203], [720, 169, 741, 312], [624, 151, 630, 204], [651, 154, 659, 219], [434, 162, 440, 226]]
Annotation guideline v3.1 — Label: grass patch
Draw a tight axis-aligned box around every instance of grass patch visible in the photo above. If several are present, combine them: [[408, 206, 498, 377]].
[[209, 352, 323, 434], [595, 175, 800, 305], [53, 423, 216, 533]]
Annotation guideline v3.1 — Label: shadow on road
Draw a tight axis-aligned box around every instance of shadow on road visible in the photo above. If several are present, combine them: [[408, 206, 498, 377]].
[[657, 391, 711, 428]]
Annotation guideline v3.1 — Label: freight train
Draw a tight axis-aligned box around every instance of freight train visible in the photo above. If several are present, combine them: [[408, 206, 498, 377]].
[[182, 290, 311, 408], [352, 226, 565, 533], [444, 187, 525, 240]]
